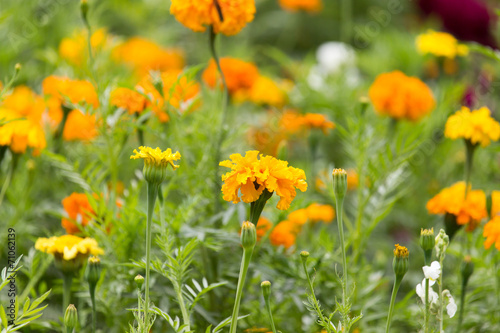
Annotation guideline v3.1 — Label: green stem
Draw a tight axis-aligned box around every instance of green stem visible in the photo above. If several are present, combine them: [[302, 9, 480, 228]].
[[438, 257, 444, 333], [335, 197, 348, 311], [208, 26, 229, 218], [137, 289, 143, 332], [0, 152, 19, 207], [385, 277, 402, 333], [456, 279, 466, 333], [54, 106, 71, 152], [135, 113, 145, 146], [425, 278, 430, 333], [464, 140, 476, 196], [144, 183, 159, 332], [341, 0, 352, 42], [229, 248, 253, 333], [263, 293, 277, 333], [89, 285, 96, 333], [174, 283, 191, 331], [301, 260, 329, 329], [62, 273, 73, 314], [249, 189, 273, 225]]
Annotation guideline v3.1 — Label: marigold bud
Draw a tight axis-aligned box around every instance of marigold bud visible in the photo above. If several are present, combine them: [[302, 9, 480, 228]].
[[85, 256, 101, 287], [460, 255, 474, 286], [261, 280, 271, 299], [420, 228, 435, 264], [332, 168, 348, 201], [14, 63, 21, 72], [64, 304, 78, 330], [134, 274, 144, 289], [241, 221, 257, 251], [80, 0, 89, 23], [393, 244, 409, 278]]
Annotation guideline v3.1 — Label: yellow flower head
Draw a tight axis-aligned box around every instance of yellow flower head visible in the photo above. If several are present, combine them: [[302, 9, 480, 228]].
[[416, 30, 469, 59], [131, 146, 181, 169], [288, 208, 309, 225], [170, 0, 256, 36], [483, 215, 500, 251], [59, 28, 108, 66], [35, 235, 104, 261], [239, 75, 287, 108], [393, 244, 409, 258], [369, 71, 435, 121], [492, 191, 500, 217], [220, 150, 307, 210], [444, 106, 500, 147], [279, 0, 322, 12], [426, 181, 487, 231]]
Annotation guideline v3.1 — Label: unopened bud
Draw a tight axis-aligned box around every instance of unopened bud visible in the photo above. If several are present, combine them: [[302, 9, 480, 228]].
[[332, 168, 348, 201], [393, 244, 409, 279], [64, 304, 78, 330], [435, 229, 449, 260], [261, 280, 271, 299], [420, 228, 435, 264], [134, 274, 144, 289], [241, 221, 257, 251]]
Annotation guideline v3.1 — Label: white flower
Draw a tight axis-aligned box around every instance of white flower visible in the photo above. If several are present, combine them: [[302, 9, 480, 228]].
[[443, 290, 457, 318], [416, 278, 438, 304], [422, 261, 441, 281], [316, 42, 356, 74]]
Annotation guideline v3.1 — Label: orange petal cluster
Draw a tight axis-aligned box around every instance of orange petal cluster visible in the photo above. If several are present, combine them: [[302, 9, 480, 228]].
[[61, 193, 95, 234], [59, 28, 108, 66], [279, 0, 322, 12]]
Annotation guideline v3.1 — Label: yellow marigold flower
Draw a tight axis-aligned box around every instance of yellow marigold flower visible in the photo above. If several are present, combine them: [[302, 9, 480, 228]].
[[306, 203, 335, 223], [427, 182, 487, 230], [483, 215, 500, 250], [444, 106, 500, 147], [63, 110, 98, 142], [301, 113, 335, 133], [0, 86, 46, 154], [393, 244, 409, 258], [288, 208, 309, 225], [346, 169, 359, 190], [279, 0, 322, 12], [170, 0, 256, 36], [202, 57, 259, 94], [110, 87, 147, 114], [220, 150, 307, 210], [61, 193, 95, 234], [112, 37, 184, 75], [247, 76, 286, 107], [416, 30, 469, 59], [35, 234, 104, 261], [59, 28, 108, 66], [492, 191, 500, 217], [369, 71, 435, 121], [131, 146, 181, 169], [269, 220, 300, 248]]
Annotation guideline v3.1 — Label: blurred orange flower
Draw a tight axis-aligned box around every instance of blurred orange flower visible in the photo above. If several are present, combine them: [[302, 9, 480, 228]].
[[288, 208, 308, 225], [279, 0, 322, 12], [427, 182, 487, 231], [484, 215, 500, 250], [61, 193, 95, 234], [301, 113, 335, 133], [112, 37, 184, 75], [491, 191, 500, 217], [170, 0, 256, 36], [0, 86, 46, 154], [110, 87, 147, 114], [220, 150, 307, 210], [203, 57, 259, 93], [306, 203, 335, 223], [59, 28, 108, 66], [246, 76, 287, 107], [63, 110, 98, 141], [369, 70, 435, 121], [270, 220, 299, 248]]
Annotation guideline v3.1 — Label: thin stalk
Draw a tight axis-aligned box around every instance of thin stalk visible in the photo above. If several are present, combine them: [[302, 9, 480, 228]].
[[335, 197, 348, 310], [174, 283, 191, 331], [456, 279, 466, 333], [424, 278, 430, 333], [89, 285, 97, 333], [62, 273, 73, 314], [263, 293, 277, 333], [464, 140, 476, 196], [438, 257, 444, 333], [54, 106, 71, 152], [144, 183, 159, 332], [208, 26, 229, 216], [0, 152, 19, 207], [137, 289, 143, 332], [385, 277, 402, 333], [341, 0, 352, 42], [301, 260, 329, 328], [229, 248, 253, 333]]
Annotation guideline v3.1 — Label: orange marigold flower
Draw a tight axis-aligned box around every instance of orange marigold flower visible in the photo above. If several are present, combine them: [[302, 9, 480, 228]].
[[160, 70, 201, 113], [288, 208, 309, 225], [444, 106, 500, 147], [62, 193, 95, 234], [484, 215, 500, 250], [202, 57, 259, 94], [0, 86, 46, 154], [279, 0, 322, 12], [279, 109, 305, 134], [110, 87, 147, 114], [247, 76, 286, 107], [170, 0, 256, 36], [492, 191, 500, 217], [427, 182, 487, 229], [301, 113, 335, 133], [59, 28, 108, 66], [220, 150, 307, 210], [270, 220, 300, 248], [369, 70, 435, 121], [63, 110, 98, 141], [346, 169, 359, 190], [306, 203, 335, 223], [112, 37, 184, 75]]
